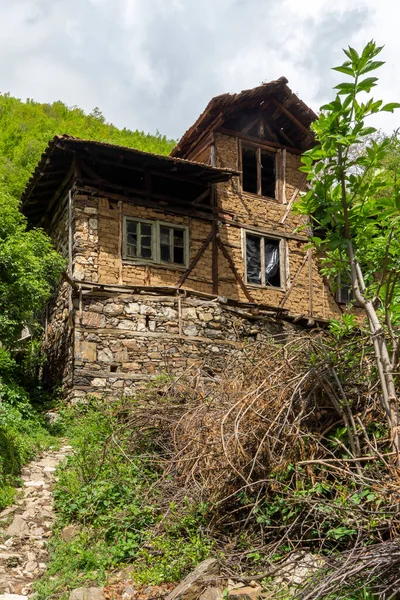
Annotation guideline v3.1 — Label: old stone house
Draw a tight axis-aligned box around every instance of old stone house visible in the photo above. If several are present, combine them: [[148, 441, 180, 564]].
[[22, 77, 344, 400]]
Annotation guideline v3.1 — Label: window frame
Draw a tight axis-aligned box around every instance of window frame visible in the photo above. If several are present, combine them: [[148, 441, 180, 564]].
[[123, 217, 189, 269], [239, 139, 286, 201], [242, 229, 287, 290]]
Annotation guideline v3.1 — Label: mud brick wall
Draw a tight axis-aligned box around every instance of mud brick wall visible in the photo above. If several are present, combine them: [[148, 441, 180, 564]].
[[96, 198, 213, 294], [212, 133, 341, 319], [71, 293, 295, 399]]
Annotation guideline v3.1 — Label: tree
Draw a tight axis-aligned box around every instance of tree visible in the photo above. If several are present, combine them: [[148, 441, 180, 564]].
[[297, 41, 400, 458], [0, 188, 65, 388]]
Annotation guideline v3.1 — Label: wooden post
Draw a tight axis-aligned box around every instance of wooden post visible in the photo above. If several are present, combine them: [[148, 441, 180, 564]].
[[256, 147, 262, 196], [68, 189, 73, 277], [118, 200, 123, 284], [308, 248, 313, 316]]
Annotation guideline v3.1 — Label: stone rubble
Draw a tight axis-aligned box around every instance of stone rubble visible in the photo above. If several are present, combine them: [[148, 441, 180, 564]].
[[0, 444, 72, 599]]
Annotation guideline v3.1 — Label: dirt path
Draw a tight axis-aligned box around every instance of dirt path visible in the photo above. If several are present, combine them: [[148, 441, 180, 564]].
[[0, 443, 72, 600]]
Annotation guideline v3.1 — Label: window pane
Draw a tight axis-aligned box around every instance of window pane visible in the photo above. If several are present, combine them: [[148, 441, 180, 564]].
[[264, 240, 280, 287], [246, 234, 261, 284], [174, 229, 184, 247], [141, 246, 152, 258], [160, 244, 171, 262], [261, 151, 275, 198], [126, 221, 138, 257], [160, 226, 170, 245], [127, 232, 137, 246], [141, 224, 152, 236], [173, 246, 184, 265], [127, 221, 138, 235], [126, 244, 137, 257], [242, 146, 258, 194]]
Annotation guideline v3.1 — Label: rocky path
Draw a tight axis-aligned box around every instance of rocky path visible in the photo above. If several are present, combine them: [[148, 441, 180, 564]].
[[0, 444, 72, 600]]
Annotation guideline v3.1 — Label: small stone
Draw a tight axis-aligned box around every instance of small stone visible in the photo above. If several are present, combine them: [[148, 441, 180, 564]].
[[104, 303, 123, 315], [69, 588, 105, 600], [122, 586, 135, 597], [125, 303, 140, 314], [23, 481, 46, 488], [24, 561, 38, 573], [0, 595, 28, 600], [61, 525, 80, 542], [199, 588, 223, 600], [228, 586, 262, 600], [118, 320, 137, 331], [183, 325, 198, 337], [43, 467, 56, 477], [0, 507, 16, 520], [98, 348, 114, 362], [6, 516, 29, 537]]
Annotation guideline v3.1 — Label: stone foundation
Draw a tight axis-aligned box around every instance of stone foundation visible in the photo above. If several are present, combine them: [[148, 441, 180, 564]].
[[58, 287, 300, 400]]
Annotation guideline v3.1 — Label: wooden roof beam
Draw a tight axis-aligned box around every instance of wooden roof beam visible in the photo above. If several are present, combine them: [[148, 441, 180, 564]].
[[272, 99, 314, 141]]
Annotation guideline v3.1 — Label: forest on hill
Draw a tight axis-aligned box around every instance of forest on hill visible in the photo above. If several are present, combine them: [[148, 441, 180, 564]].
[[0, 93, 176, 200]]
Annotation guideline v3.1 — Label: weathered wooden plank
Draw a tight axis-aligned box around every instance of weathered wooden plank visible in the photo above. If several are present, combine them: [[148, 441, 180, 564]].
[[218, 238, 254, 302]]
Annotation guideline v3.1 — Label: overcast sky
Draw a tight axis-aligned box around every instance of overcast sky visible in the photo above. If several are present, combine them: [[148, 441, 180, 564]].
[[1, 0, 399, 140]]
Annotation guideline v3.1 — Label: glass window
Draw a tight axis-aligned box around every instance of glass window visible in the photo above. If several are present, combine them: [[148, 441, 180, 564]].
[[124, 219, 188, 267], [126, 220, 154, 260], [241, 144, 276, 199], [245, 232, 281, 287]]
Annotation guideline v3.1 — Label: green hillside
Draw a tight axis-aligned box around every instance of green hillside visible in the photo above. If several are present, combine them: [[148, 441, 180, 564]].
[[0, 93, 176, 200]]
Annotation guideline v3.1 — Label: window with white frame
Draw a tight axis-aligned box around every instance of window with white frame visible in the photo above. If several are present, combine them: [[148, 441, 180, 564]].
[[244, 231, 283, 288], [124, 218, 188, 267]]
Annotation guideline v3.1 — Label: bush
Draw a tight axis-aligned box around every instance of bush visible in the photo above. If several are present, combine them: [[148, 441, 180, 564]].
[[0, 380, 54, 509]]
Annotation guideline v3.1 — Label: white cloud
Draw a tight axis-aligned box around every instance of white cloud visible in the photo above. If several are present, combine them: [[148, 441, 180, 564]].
[[0, 0, 398, 139]]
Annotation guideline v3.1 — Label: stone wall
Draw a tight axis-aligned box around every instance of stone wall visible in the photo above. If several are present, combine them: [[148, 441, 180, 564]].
[[42, 281, 74, 390], [71, 290, 296, 400]]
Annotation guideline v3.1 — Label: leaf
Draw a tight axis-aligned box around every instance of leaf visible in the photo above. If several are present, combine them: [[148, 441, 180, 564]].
[[357, 77, 379, 92], [381, 103, 400, 113], [359, 60, 385, 75], [334, 82, 355, 94], [333, 65, 354, 76]]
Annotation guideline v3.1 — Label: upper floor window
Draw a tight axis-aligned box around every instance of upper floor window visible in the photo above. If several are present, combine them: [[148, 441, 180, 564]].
[[241, 144, 276, 198], [124, 218, 189, 267], [244, 231, 283, 288]]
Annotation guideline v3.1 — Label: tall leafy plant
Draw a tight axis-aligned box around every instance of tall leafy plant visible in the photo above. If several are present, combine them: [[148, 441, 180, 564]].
[[297, 41, 400, 457]]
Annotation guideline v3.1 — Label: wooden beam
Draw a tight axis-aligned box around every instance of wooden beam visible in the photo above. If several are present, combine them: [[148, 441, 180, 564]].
[[217, 238, 254, 302], [177, 230, 214, 288], [77, 184, 216, 222], [212, 217, 219, 295], [80, 178, 212, 212], [184, 112, 225, 159], [218, 128, 302, 155], [217, 214, 308, 242], [280, 175, 307, 224], [188, 133, 214, 163], [279, 254, 308, 308], [272, 99, 314, 141]]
